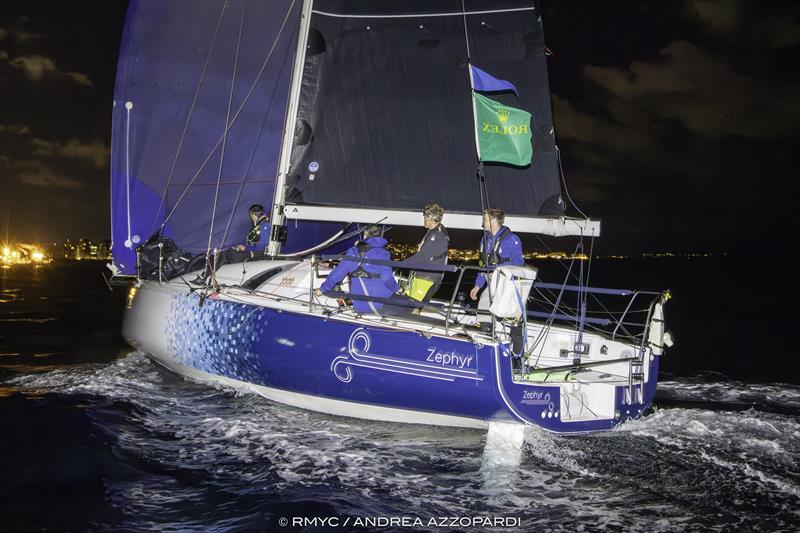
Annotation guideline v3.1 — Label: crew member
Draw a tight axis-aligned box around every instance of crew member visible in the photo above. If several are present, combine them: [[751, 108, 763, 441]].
[[403, 203, 450, 313], [315, 225, 411, 315], [198, 204, 270, 283], [469, 208, 524, 310]]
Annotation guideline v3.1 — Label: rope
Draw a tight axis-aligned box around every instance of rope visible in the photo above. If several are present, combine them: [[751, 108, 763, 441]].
[[556, 145, 589, 221], [206, 0, 246, 287], [218, 26, 297, 250], [161, 0, 298, 228], [528, 241, 579, 368], [532, 231, 619, 327], [460, 0, 471, 60], [461, 0, 491, 242], [153, 0, 228, 234]]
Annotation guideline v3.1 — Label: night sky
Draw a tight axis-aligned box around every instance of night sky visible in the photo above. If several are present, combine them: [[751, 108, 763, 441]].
[[0, 1, 797, 254]]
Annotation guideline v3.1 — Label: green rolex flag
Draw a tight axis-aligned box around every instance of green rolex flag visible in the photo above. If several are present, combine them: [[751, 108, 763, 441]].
[[474, 92, 532, 166]]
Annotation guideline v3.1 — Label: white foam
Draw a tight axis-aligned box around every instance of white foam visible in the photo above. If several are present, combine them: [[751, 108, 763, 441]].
[[659, 380, 800, 410], [8, 359, 800, 530]]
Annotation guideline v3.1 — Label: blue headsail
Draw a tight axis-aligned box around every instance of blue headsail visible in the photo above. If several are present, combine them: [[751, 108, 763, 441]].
[[110, 0, 304, 275]]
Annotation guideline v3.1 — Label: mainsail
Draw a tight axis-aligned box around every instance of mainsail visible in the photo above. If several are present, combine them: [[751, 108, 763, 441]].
[[275, 0, 596, 239]]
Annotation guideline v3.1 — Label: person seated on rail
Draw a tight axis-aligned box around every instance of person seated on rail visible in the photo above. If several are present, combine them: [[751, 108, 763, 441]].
[[315, 225, 414, 316], [196, 203, 270, 284]]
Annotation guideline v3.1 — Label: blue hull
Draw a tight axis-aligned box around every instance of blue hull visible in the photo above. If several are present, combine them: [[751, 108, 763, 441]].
[[124, 286, 659, 434]]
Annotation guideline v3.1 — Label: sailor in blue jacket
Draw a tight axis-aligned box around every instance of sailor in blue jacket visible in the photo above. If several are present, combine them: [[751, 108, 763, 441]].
[[470, 208, 524, 304], [316, 225, 407, 315]]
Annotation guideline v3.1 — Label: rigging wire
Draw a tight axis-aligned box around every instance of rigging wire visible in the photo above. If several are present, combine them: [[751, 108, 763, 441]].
[[217, 58, 289, 250], [160, 0, 298, 230], [556, 145, 589, 221], [532, 230, 621, 330], [528, 242, 579, 368], [109, 102, 116, 255], [153, 0, 228, 234], [461, 0, 493, 287], [206, 0, 246, 287]]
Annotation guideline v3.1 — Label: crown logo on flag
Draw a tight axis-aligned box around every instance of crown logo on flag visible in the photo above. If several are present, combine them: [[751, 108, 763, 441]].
[[496, 108, 510, 123]]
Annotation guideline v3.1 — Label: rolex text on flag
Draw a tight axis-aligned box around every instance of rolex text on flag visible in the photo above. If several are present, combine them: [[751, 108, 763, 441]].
[[474, 93, 532, 166]]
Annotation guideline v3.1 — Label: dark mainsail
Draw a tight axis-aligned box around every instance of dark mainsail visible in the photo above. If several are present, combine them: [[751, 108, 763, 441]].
[[283, 0, 564, 225]]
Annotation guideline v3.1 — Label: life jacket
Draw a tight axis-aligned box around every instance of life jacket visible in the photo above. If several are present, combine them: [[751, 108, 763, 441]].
[[482, 227, 511, 266], [246, 215, 269, 246], [350, 242, 380, 279], [416, 224, 450, 263]]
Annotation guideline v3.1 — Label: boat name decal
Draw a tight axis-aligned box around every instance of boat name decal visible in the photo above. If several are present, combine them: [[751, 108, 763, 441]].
[[331, 328, 483, 384], [521, 389, 554, 411], [425, 348, 473, 369]]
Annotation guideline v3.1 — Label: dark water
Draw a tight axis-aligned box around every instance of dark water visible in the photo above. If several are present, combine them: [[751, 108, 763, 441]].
[[1, 259, 798, 532]]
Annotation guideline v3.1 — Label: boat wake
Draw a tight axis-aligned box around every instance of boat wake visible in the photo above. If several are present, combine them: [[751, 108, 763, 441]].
[[657, 378, 800, 414], [9, 353, 800, 531]]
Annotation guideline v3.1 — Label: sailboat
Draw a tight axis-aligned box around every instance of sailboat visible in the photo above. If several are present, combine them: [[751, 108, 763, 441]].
[[109, 0, 671, 434]]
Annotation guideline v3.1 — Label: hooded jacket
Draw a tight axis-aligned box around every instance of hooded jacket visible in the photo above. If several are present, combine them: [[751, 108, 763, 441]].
[[320, 237, 400, 314]]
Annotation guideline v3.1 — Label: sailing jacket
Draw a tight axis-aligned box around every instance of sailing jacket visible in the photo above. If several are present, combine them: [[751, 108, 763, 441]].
[[475, 226, 524, 289], [244, 215, 270, 253], [320, 237, 400, 314], [404, 224, 450, 285]]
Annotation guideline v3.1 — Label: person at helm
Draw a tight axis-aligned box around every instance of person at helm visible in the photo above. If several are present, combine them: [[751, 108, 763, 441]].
[[316, 225, 409, 315]]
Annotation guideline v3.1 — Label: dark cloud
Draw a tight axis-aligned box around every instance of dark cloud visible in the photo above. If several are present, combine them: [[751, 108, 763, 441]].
[[544, 1, 800, 253], [686, 0, 800, 47], [30, 137, 107, 168], [0, 123, 30, 134], [581, 40, 799, 141], [7, 54, 92, 85], [0, 24, 43, 45], [14, 159, 84, 189], [0, 1, 125, 242]]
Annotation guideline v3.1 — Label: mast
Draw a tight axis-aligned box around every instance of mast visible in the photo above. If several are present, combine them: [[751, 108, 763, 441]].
[[267, 0, 314, 256]]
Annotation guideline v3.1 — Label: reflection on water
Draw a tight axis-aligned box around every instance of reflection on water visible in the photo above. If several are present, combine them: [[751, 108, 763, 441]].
[[1, 261, 799, 531]]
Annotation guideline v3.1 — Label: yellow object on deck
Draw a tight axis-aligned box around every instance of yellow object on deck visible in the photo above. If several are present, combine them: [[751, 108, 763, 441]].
[[523, 369, 574, 382], [405, 275, 434, 301]]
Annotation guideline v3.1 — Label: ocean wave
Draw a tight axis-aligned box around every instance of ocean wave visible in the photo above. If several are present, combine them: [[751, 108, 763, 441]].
[[7, 354, 800, 531], [658, 379, 800, 412]]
